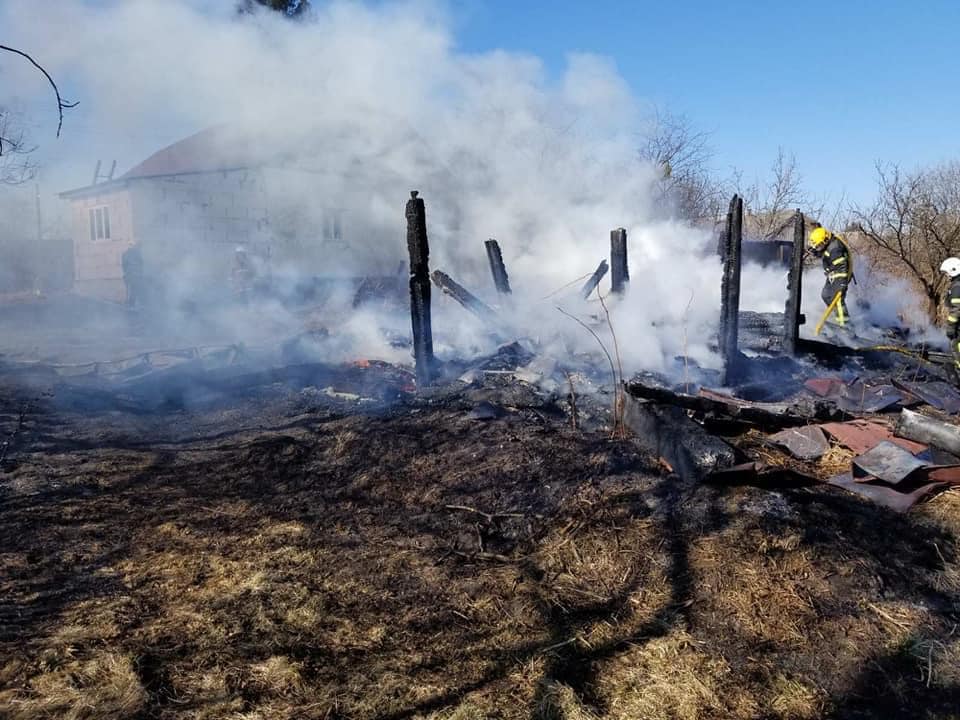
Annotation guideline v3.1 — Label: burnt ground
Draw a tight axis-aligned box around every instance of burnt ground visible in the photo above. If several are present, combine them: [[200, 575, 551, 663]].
[[0, 362, 958, 720]]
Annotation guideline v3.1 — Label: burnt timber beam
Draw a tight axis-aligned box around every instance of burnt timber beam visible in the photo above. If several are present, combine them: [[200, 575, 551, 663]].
[[625, 379, 838, 427], [783, 209, 805, 354], [719, 194, 743, 385], [610, 228, 629, 295], [623, 393, 736, 479], [580, 260, 609, 300], [484, 239, 512, 295], [431, 270, 498, 323], [405, 191, 435, 388]]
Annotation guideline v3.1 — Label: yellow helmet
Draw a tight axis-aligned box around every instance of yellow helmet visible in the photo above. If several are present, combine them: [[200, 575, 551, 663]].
[[809, 226, 830, 249]]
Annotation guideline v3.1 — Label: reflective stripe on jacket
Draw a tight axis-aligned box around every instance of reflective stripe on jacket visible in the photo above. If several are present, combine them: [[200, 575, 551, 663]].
[[946, 278, 960, 324], [822, 237, 851, 281]]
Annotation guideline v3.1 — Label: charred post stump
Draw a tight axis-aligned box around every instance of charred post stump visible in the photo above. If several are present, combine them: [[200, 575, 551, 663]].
[[484, 239, 511, 295], [783, 209, 806, 355], [580, 260, 609, 300], [610, 228, 629, 295], [431, 270, 498, 323], [406, 191, 434, 388], [720, 194, 743, 385]]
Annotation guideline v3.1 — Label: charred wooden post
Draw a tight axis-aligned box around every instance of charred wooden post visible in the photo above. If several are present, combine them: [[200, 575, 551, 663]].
[[406, 191, 434, 388], [484, 239, 511, 295], [610, 228, 629, 295], [719, 194, 743, 385], [580, 259, 609, 300], [431, 270, 498, 323], [783, 209, 806, 355]]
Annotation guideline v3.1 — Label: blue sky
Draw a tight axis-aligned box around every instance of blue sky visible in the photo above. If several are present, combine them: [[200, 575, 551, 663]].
[[451, 0, 960, 206]]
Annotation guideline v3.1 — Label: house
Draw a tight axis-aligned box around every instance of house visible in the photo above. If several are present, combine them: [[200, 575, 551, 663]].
[[59, 127, 346, 302]]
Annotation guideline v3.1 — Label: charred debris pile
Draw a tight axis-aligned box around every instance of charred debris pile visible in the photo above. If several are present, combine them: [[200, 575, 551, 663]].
[[3, 192, 960, 517], [404, 189, 960, 514]]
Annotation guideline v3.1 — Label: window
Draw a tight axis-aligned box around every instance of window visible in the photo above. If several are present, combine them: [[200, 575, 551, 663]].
[[88, 207, 111, 241]]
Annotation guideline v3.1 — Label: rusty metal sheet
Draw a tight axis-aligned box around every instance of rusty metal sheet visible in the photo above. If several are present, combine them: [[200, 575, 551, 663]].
[[820, 419, 927, 455], [826, 473, 944, 513], [924, 466, 960, 485], [892, 380, 960, 414], [804, 377, 845, 398], [769, 426, 830, 460], [852, 441, 927, 485]]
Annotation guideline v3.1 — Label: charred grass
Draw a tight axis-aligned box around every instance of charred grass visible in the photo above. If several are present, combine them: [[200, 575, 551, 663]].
[[0, 389, 959, 719]]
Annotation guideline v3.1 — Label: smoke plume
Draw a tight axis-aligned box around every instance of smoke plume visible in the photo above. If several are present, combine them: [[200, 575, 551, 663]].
[[2, 0, 784, 376]]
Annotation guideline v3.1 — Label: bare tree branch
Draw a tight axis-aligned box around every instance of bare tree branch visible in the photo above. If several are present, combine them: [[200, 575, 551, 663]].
[[732, 148, 822, 240], [0, 110, 38, 184], [0, 44, 78, 145]]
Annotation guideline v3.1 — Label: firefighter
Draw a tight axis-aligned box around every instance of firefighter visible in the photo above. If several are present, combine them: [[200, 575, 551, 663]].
[[232, 246, 255, 298], [121, 241, 144, 308], [940, 257, 960, 376], [809, 226, 853, 327]]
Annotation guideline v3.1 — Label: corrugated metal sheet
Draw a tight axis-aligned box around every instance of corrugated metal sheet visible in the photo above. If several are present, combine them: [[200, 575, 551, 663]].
[[820, 419, 927, 455], [826, 473, 943, 512]]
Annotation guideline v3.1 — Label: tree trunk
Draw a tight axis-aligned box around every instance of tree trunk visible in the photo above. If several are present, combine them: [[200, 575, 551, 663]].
[[926, 288, 942, 326]]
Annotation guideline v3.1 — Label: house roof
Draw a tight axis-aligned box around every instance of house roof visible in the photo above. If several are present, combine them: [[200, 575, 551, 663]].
[[60, 126, 264, 198], [120, 126, 258, 180]]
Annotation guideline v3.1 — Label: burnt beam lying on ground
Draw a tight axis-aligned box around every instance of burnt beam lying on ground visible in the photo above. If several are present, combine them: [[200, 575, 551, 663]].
[[719, 194, 743, 385], [406, 190, 435, 388], [623, 393, 736, 479], [580, 260, 609, 300], [783, 209, 806, 355], [625, 380, 838, 428], [610, 228, 629, 295], [484, 239, 512, 296], [431, 270, 498, 323]]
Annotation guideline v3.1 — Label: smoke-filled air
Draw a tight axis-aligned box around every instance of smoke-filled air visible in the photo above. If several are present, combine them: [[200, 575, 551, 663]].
[[1, 0, 772, 375], [6, 5, 960, 720]]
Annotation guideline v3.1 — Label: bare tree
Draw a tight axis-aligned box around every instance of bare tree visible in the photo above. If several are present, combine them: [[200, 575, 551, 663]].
[[733, 147, 823, 240], [638, 109, 723, 222], [0, 109, 37, 185], [852, 161, 960, 320]]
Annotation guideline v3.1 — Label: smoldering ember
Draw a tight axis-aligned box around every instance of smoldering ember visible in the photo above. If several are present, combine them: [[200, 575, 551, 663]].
[[2, 5, 960, 720]]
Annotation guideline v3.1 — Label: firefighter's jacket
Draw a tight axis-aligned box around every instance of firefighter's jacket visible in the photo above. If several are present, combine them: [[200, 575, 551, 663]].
[[946, 277, 960, 337], [821, 236, 852, 284]]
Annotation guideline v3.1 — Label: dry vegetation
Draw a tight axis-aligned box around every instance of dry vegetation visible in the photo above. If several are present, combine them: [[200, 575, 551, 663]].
[[0, 374, 959, 719]]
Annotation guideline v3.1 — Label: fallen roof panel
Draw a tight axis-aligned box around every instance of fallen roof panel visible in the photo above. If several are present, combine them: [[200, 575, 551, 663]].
[[769, 425, 830, 461], [892, 380, 960, 414], [826, 473, 944, 513], [820, 419, 927, 455], [852, 441, 927, 485]]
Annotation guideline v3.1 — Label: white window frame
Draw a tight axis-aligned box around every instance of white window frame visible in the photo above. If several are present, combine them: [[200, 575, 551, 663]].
[[88, 206, 112, 241]]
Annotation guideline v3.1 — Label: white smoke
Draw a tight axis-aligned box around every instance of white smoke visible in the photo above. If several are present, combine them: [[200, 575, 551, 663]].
[[1, 0, 762, 376]]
